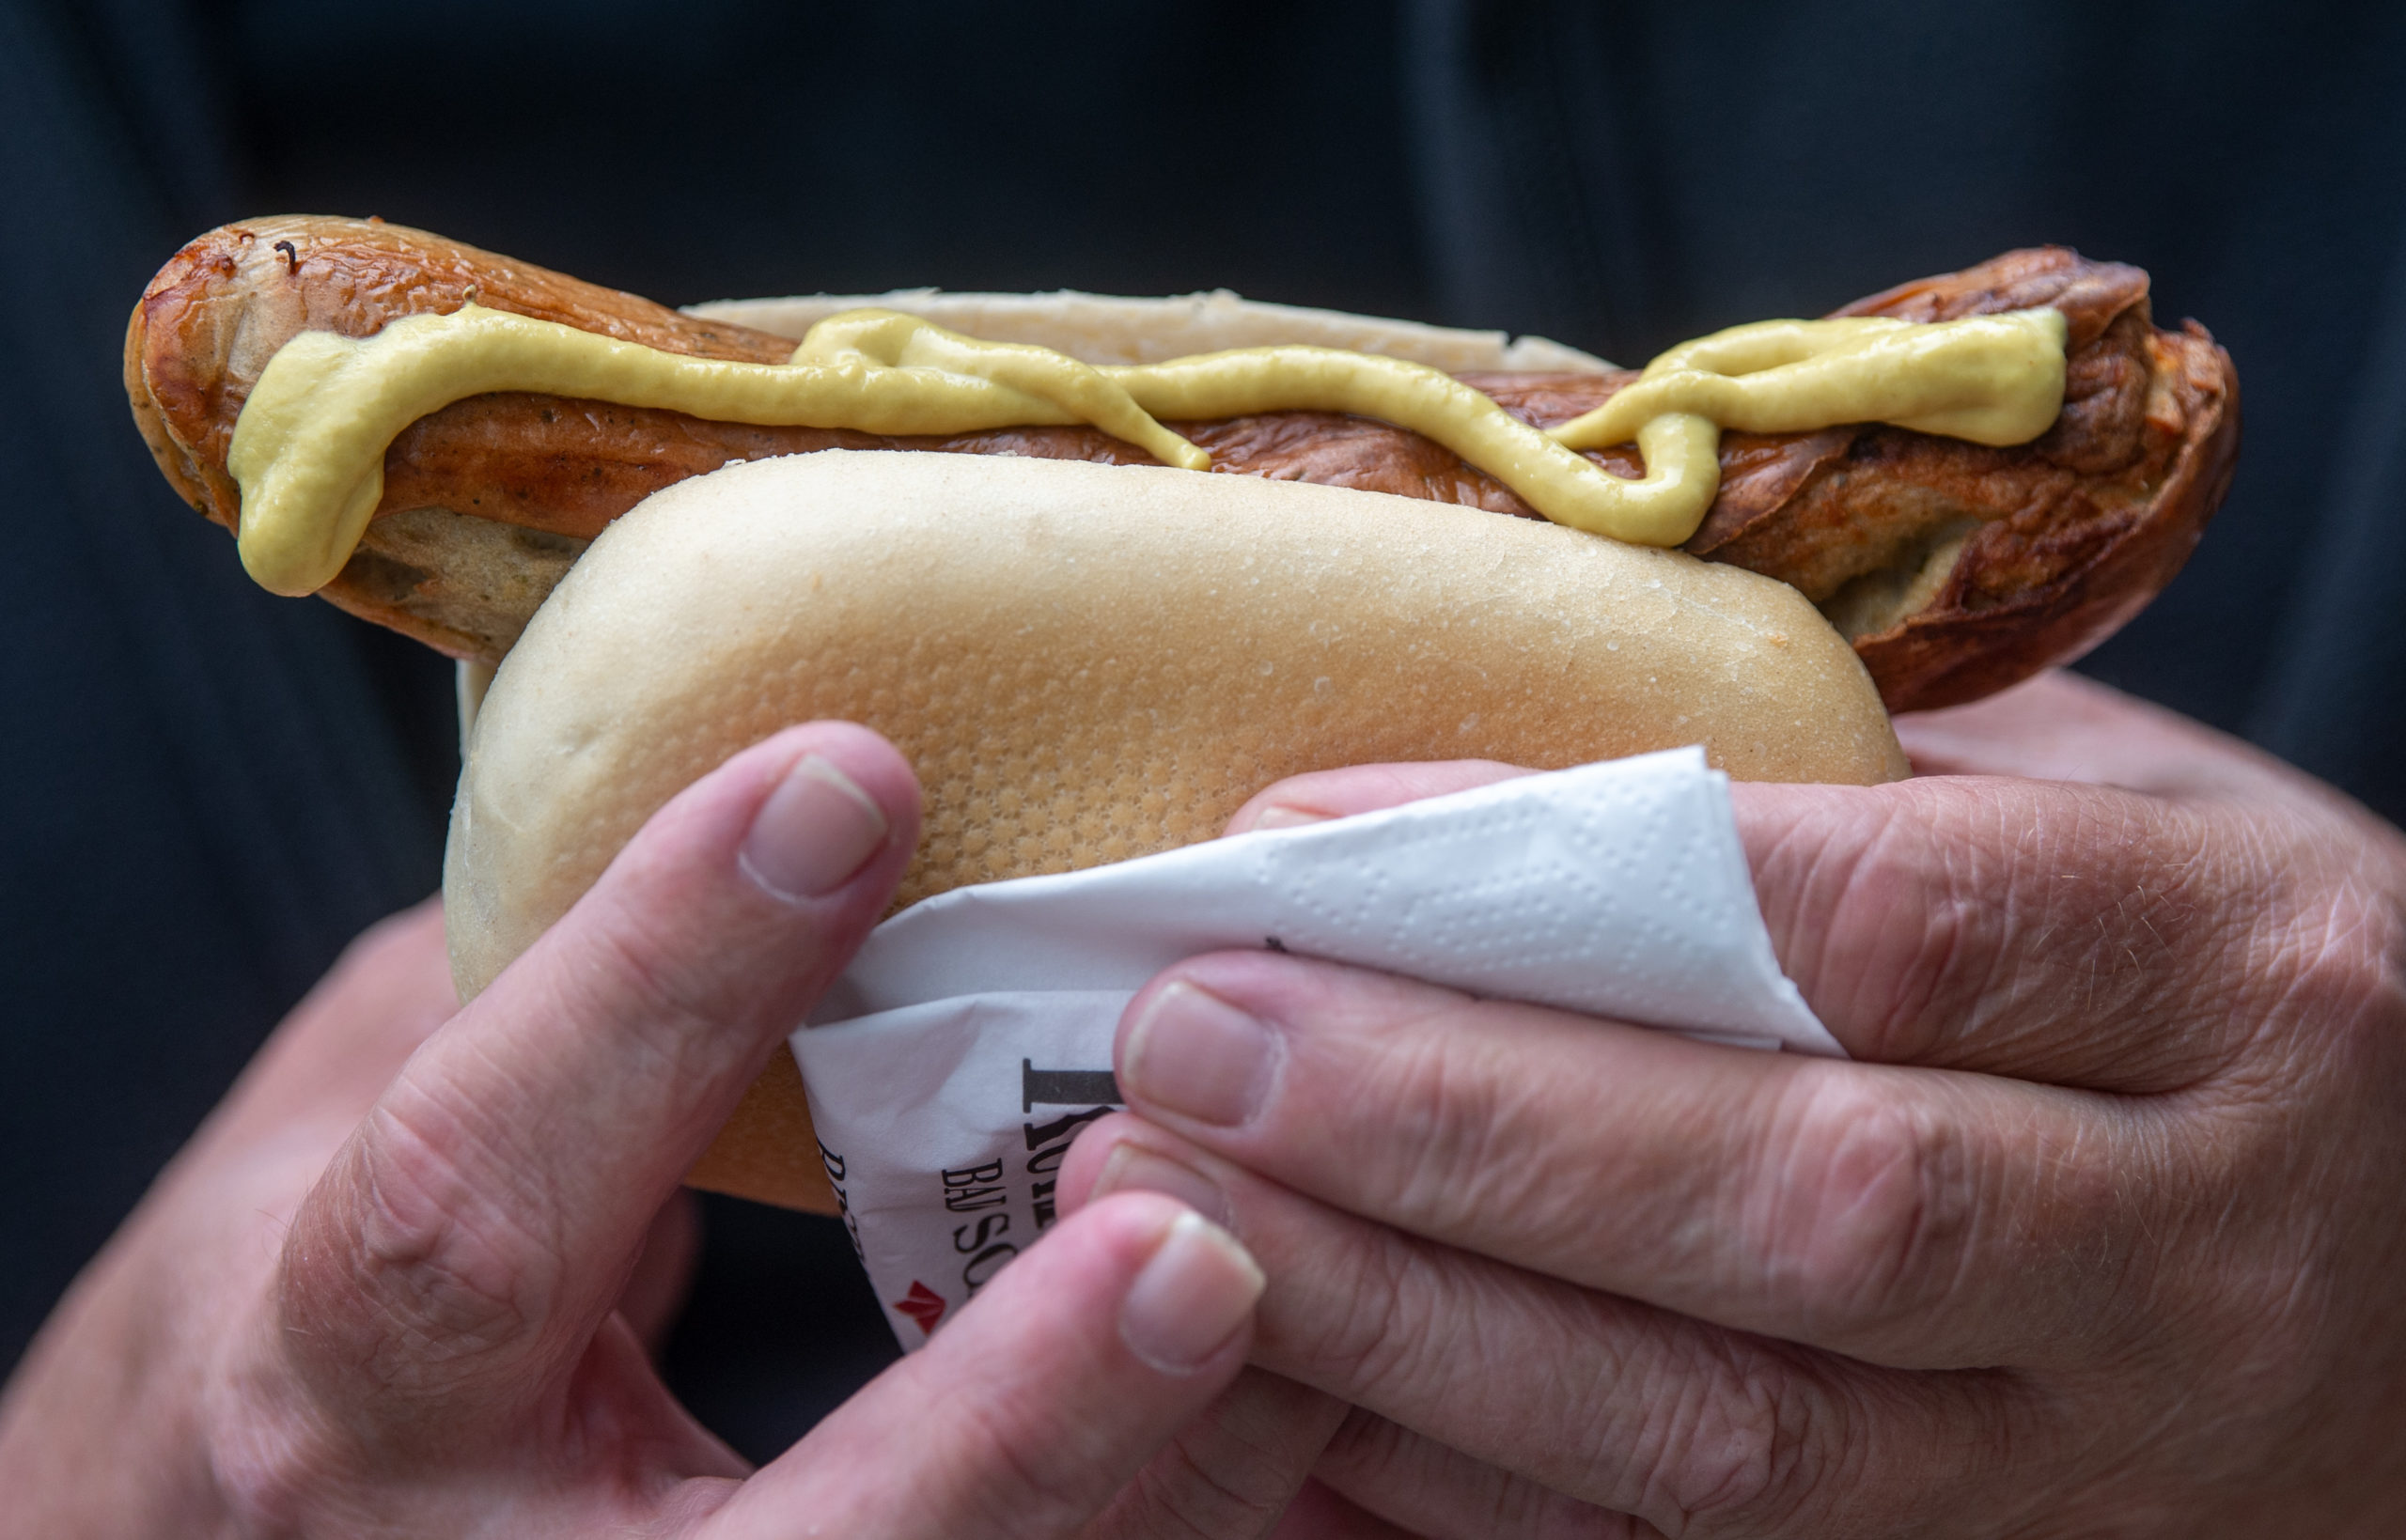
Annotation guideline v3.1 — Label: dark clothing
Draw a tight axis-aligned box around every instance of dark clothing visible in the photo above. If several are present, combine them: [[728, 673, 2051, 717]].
[[3, 0, 2398, 1462]]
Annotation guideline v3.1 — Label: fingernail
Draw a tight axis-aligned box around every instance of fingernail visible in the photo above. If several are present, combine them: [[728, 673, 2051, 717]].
[[1120, 982, 1277, 1127], [740, 754, 888, 900], [1245, 803, 1332, 832], [1093, 1142, 1230, 1228], [1120, 1211, 1264, 1374]]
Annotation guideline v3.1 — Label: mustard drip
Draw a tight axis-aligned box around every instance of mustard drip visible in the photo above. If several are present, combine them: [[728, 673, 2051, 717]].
[[1550, 310, 2069, 452], [227, 302, 2067, 598]]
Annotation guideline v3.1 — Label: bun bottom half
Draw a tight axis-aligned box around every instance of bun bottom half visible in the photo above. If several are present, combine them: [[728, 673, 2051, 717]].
[[445, 451, 1905, 1211]]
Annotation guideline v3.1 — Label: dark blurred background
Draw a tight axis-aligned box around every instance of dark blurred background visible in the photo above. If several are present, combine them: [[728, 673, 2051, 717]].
[[5, 0, 2400, 1461]]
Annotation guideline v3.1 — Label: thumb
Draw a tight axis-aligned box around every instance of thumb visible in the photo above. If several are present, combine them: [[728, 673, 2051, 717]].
[[714, 1192, 1265, 1540], [278, 722, 919, 1429]]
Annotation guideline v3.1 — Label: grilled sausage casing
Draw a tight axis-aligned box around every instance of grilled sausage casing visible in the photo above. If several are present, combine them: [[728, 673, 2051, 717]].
[[128, 218, 2238, 711]]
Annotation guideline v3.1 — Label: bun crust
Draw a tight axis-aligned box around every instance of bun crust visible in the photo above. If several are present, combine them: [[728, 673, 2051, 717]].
[[445, 450, 1905, 1210]]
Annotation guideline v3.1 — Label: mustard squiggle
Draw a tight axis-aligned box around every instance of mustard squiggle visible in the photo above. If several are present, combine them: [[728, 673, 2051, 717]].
[[228, 302, 2066, 598]]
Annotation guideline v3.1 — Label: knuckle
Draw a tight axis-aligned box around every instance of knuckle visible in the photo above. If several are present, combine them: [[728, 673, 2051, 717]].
[[1373, 1024, 1512, 1228], [352, 1101, 549, 1349], [1904, 784, 2155, 1049], [2172, 866, 2403, 1370], [281, 1085, 555, 1398], [1307, 1227, 1441, 1403], [1758, 1079, 1978, 1330], [1123, 1434, 1289, 1537], [1779, 790, 2001, 1061], [2200, 819, 2403, 1125], [1809, 783, 2236, 1072], [1337, 987, 1573, 1245], [2270, 863, 2406, 1069], [1875, 833, 1990, 1049], [1637, 1335, 1836, 1531], [1330, 1407, 1636, 1540]]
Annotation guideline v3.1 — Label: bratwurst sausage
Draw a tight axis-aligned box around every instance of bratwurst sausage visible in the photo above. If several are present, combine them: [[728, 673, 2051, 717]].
[[126, 216, 2236, 711]]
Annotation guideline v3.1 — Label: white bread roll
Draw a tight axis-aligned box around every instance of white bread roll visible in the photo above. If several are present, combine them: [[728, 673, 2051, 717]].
[[446, 450, 1905, 1210]]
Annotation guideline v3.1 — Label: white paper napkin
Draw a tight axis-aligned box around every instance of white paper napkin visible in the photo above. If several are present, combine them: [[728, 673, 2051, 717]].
[[790, 746, 1836, 1346]]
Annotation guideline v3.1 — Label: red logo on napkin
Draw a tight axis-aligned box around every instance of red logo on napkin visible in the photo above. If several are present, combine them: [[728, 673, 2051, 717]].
[[894, 1280, 948, 1335]]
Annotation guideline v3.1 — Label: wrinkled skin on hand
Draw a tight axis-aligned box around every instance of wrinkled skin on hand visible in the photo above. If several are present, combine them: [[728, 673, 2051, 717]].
[[1063, 672, 2406, 1538], [0, 724, 1333, 1540]]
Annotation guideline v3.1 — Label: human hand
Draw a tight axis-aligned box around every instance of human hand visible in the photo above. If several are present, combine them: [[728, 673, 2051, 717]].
[[0, 723, 1316, 1539], [1061, 673, 2406, 1537]]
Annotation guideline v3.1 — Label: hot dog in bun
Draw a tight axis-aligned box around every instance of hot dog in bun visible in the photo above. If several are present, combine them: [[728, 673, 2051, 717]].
[[124, 217, 2239, 1209]]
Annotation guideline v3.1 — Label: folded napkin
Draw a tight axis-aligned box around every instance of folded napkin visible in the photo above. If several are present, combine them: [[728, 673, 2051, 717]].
[[791, 746, 1836, 1346]]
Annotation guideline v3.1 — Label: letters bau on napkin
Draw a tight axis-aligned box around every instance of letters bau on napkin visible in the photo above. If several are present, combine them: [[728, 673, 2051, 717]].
[[790, 747, 1838, 1347]]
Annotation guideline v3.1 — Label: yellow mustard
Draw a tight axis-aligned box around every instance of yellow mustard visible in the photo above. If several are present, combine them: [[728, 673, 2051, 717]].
[[1549, 311, 2068, 451], [227, 302, 2068, 597]]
